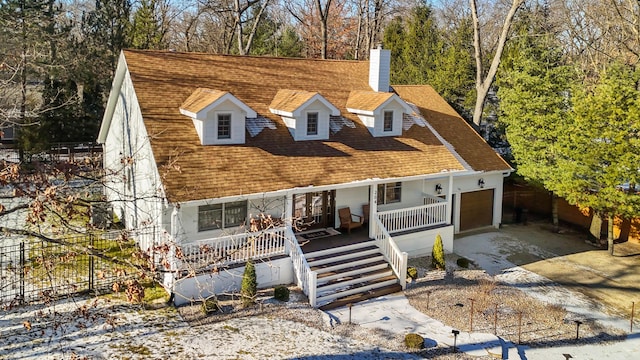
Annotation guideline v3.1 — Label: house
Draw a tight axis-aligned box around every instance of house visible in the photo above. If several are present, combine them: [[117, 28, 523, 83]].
[[97, 47, 512, 308]]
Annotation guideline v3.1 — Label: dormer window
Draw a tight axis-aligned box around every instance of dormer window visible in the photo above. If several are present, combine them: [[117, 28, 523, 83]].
[[217, 113, 231, 139], [307, 112, 318, 135], [383, 111, 393, 132], [269, 90, 340, 141], [346, 90, 412, 137], [179, 88, 256, 145]]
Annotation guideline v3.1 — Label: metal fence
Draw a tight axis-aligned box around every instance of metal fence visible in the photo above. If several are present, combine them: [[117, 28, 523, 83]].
[[0, 142, 102, 164], [0, 230, 142, 306]]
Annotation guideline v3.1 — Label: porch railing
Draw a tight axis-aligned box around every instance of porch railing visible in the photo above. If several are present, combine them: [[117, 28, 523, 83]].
[[372, 217, 408, 289], [377, 201, 447, 234], [287, 228, 318, 307], [179, 228, 288, 272]]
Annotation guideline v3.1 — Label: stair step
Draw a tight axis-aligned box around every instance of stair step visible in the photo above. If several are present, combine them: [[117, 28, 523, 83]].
[[304, 240, 377, 259], [318, 283, 403, 311], [311, 254, 385, 274], [317, 260, 389, 283], [317, 268, 393, 293], [316, 276, 398, 306], [307, 248, 380, 267]]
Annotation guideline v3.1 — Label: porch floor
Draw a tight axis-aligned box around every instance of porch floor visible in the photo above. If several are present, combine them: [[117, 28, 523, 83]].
[[297, 226, 371, 253]]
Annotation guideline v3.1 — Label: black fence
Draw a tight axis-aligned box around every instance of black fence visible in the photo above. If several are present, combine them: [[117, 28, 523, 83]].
[[0, 142, 102, 164], [0, 230, 142, 306]]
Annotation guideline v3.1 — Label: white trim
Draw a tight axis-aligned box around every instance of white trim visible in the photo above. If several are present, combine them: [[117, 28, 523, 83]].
[[177, 169, 472, 208], [186, 93, 257, 120], [98, 52, 128, 143]]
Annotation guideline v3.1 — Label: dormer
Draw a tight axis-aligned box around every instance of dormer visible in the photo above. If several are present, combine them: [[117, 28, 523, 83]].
[[180, 88, 256, 145], [269, 89, 340, 141], [346, 90, 412, 137]]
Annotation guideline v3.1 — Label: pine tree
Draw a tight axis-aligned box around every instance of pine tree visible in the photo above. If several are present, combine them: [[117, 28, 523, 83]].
[[555, 64, 640, 255], [241, 259, 257, 307], [431, 234, 445, 270]]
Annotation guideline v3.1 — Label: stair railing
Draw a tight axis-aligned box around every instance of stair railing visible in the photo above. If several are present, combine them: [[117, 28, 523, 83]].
[[286, 228, 318, 307], [373, 217, 408, 289]]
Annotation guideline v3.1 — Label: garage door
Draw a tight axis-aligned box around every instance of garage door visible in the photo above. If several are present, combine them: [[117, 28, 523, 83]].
[[460, 189, 494, 231]]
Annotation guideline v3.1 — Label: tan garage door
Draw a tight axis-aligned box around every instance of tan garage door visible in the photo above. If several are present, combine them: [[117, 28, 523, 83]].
[[460, 190, 494, 231]]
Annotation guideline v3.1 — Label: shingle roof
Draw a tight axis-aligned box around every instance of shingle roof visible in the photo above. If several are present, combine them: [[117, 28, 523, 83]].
[[180, 88, 227, 114], [269, 89, 319, 113], [393, 85, 511, 173], [120, 50, 509, 203], [346, 90, 395, 112]]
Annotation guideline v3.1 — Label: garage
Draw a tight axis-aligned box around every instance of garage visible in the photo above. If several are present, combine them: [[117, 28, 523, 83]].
[[460, 189, 494, 231]]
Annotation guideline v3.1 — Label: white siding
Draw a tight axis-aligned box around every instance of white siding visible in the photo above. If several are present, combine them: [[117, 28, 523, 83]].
[[103, 68, 166, 247], [202, 99, 246, 145], [369, 47, 391, 92], [357, 101, 405, 137], [283, 99, 334, 141], [172, 257, 294, 306], [174, 195, 287, 244]]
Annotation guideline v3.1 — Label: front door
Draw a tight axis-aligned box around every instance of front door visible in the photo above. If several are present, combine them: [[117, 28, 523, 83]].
[[293, 190, 335, 230]]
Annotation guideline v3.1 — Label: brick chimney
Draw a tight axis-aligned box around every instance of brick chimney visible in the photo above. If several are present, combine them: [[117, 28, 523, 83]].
[[369, 45, 391, 92]]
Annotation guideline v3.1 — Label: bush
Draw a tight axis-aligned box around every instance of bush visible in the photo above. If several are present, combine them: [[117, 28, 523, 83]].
[[407, 267, 418, 280], [201, 297, 219, 315], [274, 286, 290, 302], [404, 333, 424, 349], [241, 260, 257, 307], [456, 257, 470, 268], [431, 234, 446, 270]]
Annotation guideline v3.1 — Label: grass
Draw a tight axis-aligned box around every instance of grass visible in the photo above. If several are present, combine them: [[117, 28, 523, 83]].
[[25, 234, 141, 286]]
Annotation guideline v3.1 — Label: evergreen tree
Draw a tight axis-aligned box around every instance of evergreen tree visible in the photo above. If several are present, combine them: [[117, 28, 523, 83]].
[[241, 259, 257, 307], [555, 64, 640, 255], [382, 3, 475, 119], [497, 5, 574, 230], [130, 0, 163, 50], [431, 234, 445, 270]]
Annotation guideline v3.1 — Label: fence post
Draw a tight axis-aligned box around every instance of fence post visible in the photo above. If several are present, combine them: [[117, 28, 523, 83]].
[[20, 241, 25, 304], [89, 234, 94, 293]]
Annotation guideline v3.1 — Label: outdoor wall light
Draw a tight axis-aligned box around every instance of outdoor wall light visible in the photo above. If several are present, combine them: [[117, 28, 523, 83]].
[[435, 183, 443, 194], [478, 178, 485, 188]]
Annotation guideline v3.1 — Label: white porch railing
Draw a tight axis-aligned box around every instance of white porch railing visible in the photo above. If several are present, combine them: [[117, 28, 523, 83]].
[[373, 217, 408, 289], [287, 228, 318, 307], [179, 227, 288, 272], [377, 201, 447, 234]]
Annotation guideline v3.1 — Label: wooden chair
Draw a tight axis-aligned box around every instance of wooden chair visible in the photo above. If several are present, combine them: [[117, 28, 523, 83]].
[[338, 207, 363, 234]]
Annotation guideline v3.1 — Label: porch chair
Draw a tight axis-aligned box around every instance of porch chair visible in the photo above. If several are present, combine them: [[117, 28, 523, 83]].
[[338, 207, 364, 234]]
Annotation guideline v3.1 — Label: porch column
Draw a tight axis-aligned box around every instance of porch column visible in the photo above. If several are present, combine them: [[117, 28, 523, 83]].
[[369, 184, 378, 234], [447, 174, 453, 226], [284, 193, 293, 227]]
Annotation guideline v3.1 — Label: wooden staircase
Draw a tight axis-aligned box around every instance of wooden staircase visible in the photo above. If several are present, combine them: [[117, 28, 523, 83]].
[[303, 239, 402, 310]]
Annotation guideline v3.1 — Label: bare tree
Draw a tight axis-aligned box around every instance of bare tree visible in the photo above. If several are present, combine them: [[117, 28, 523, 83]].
[[469, 0, 524, 127]]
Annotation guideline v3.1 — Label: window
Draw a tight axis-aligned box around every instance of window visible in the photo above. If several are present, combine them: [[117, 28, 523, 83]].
[[217, 113, 231, 139], [383, 110, 393, 132], [307, 112, 318, 135], [377, 182, 401, 204], [198, 201, 247, 231]]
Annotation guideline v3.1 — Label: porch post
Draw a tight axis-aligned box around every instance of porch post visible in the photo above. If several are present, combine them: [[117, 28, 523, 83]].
[[284, 193, 293, 227], [369, 184, 378, 235], [447, 174, 453, 225]]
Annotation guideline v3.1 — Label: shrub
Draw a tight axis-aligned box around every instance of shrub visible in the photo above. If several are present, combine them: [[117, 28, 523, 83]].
[[431, 234, 446, 270], [201, 297, 219, 315], [456, 257, 470, 268], [274, 286, 290, 302], [407, 267, 418, 280], [404, 333, 424, 349], [241, 260, 257, 307]]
